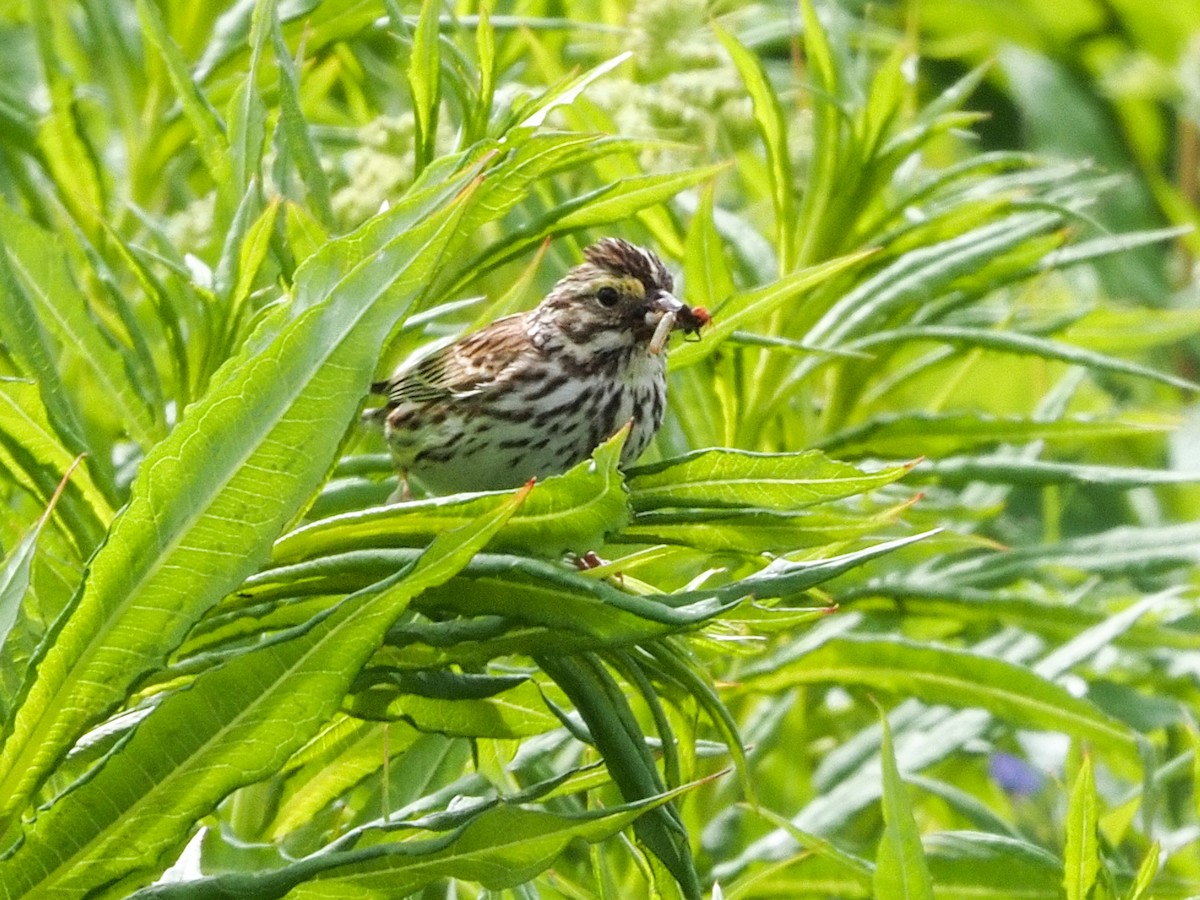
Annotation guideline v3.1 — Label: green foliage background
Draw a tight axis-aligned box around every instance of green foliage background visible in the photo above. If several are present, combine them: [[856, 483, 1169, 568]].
[[1, 0, 1199, 897]]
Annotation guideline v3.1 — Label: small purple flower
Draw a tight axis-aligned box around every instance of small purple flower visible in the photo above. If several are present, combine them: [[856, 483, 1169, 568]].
[[990, 751, 1043, 796]]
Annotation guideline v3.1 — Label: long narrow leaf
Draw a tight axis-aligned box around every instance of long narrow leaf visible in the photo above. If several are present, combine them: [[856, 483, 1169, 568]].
[[0, 487, 530, 895], [0, 168, 480, 824]]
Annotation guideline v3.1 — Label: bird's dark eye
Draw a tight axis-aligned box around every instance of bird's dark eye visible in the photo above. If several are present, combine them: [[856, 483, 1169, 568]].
[[596, 286, 620, 307]]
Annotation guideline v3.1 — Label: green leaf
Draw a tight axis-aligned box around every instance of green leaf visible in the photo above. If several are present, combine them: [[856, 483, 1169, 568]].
[[512, 50, 632, 131], [669, 250, 873, 370], [818, 411, 1173, 458], [0, 381, 112, 553], [802, 212, 1061, 349], [843, 324, 1200, 392], [921, 456, 1200, 488], [407, 0, 441, 173], [472, 2, 496, 142], [683, 183, 736, 310], [226, 0, 271, 196], [701, 531, 939, 602], [538, 653, 700, 899], [1040, 226, 1191, 271], [136, 0, 232, 192], [346, 675, 560, 738], [131, 793, 689, 899], [0, 484, 530, 895], [874, 711, 934, 900], [272, 426, 631, 563], [28, 3, 106, 231], [619, 501, 913, 554], [794, 0, 842, 268], [944, 521, 1200, 584], [266, 718, 422, 840], [0, 167, 480, 825], [0, 460, 81, 699], [750, 803, 874, 884], [466, 163, 727, 279], [713, 22, 793, 272], [627, 448, 913, 512], [1063, 306, 1200, 354], [1064, 754, 1101, 900], [1122, 840, 1161, 900], [924, 832, 1064, 900], [740, 636, 1139, 760], [0, 224, 91, 462], [198, 541, 771, 670], [270, 7, 334, 227], [0, 203, 162, 448]]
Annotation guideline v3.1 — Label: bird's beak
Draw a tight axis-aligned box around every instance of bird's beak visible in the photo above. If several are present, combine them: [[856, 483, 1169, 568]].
[[645, 291, 685, 325]]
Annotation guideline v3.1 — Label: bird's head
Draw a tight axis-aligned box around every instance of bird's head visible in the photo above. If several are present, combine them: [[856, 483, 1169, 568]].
[[533, 238, 709, 354]]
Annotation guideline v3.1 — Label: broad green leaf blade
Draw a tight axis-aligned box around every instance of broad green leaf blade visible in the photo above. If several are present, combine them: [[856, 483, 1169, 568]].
[[0, 169, 479, 825], [627, 448, 914, 512], [619, 500, 914, 554], [273, 427, 631, 563], [1064, 754, 1101, 900], [874, 712, 934, 900], [0, 485, 530, 896], [346, 676, 560, 739], [130, 793, 688, 900], [739, 636, 1139, 759]]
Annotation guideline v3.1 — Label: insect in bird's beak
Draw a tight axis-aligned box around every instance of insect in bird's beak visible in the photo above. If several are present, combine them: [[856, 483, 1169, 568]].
[[649, 311, 677, 355], [647, 293, 711, 354]]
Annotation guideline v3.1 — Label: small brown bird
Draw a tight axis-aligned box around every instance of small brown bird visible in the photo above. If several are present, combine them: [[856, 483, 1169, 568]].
[[367, 238, 710, 496]]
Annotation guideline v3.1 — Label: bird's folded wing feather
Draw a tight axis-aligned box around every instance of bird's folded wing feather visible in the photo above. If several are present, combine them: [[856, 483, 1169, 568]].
[[380, 314, 530, 407]]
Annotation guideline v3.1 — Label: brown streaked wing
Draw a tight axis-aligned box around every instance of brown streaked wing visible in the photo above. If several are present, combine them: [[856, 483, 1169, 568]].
[[383, 313, 530, 407]]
